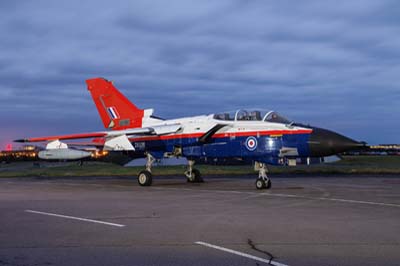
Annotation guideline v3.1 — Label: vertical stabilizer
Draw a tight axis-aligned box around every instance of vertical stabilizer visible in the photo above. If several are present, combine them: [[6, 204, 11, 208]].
[[86, 78, 144, 130]]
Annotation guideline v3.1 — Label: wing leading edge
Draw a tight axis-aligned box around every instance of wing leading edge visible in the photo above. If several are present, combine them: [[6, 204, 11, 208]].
[[14, 124, 182, 151]]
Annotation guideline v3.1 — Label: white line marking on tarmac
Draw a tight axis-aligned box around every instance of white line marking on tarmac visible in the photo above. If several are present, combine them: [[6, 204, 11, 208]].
[[154, 187, 400, 208], [195, 241, 289, 266], [25, 210, 125, 227]]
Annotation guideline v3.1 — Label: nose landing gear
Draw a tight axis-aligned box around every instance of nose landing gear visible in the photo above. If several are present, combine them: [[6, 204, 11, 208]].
[[255, 162, 271, 190]]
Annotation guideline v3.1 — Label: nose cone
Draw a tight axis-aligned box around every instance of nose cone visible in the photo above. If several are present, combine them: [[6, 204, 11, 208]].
[[308, 127, 365, 157]]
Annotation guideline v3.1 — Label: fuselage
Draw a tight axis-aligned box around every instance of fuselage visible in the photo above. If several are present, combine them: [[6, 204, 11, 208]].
[[128, 112, 313, 165], [124, 106, 364, 166]]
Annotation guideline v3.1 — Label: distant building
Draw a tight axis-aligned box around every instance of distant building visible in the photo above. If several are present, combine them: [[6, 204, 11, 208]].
[[0, 145, 42, 162], [344, 144, 400, 156]]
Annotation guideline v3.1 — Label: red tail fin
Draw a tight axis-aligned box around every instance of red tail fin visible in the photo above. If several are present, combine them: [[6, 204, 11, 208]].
[[86, 78, 144, 130]]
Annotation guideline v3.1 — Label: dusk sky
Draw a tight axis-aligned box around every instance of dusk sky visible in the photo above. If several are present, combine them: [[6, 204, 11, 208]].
[[1, 0, 399, 149]]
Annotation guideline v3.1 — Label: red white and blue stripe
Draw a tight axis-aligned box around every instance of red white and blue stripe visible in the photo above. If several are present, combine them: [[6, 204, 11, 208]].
[[107, 107, 119, 119]]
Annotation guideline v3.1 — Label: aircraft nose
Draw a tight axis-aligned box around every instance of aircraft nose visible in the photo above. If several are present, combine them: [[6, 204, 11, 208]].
[[308, 127, 366, 157]]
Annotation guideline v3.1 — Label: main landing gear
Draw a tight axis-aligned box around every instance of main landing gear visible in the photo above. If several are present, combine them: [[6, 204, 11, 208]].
[[137, 155, 204, 186], [185, 160, 203, 183], [137, 153, 155, 186], [255, 161, 271, 190]]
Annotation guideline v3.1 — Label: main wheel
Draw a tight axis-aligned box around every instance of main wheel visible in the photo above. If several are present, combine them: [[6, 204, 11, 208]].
[[186, 168, 203, 183], [138, 170, 152, 186], [192, 169, 203, 183], [265, 179, 272, 189], [255, 178, 266, 190]]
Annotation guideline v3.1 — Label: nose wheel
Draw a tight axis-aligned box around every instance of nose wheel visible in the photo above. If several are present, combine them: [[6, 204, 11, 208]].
[[255, 177, 271, 189], [255, 162, 271, 190]]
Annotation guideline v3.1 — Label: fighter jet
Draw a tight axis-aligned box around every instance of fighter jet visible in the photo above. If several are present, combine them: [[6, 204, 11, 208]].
[[15, 78, 365, 189]]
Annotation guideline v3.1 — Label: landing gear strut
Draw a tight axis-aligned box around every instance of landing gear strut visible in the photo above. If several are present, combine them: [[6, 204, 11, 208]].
[[138, 153, 155, 186], [185, 160, 203, 183], [255, 161, 271, 190]]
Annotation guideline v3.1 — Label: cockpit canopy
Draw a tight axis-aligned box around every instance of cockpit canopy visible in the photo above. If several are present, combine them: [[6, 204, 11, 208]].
[[213, 110, 291, 124]]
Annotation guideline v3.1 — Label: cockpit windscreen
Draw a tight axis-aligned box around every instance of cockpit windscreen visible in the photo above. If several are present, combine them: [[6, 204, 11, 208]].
[[213, 110, 291, 124]]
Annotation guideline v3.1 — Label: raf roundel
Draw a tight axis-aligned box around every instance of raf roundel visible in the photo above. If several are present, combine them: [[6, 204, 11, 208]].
[[245, 136, 258, 151]]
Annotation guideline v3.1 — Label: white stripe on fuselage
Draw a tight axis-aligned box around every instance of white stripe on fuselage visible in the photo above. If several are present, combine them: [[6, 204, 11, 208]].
[[140, 114, 309, 139]]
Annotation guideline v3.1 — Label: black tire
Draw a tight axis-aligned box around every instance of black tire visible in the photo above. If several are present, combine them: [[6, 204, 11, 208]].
[[265, 179, 272, 189], [192, 169, 203, 183], [255, 178, 266, 190], [138, 170, 152, 186], [187, 168, 203, 183]]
